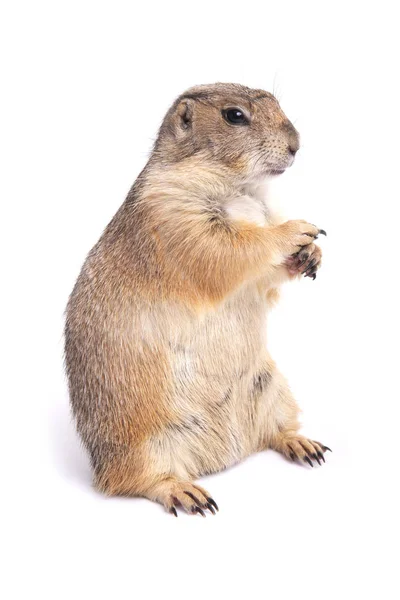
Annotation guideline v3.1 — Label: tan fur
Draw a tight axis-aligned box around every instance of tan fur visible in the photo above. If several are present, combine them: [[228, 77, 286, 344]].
[[65, 83, 329, 515]]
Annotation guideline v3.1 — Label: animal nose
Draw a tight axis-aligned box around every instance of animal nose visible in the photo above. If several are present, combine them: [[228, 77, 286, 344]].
[[284, 121, 300, 156], [288, 132, 300, 156]]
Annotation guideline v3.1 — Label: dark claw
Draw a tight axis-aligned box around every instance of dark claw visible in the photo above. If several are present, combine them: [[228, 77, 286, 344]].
[[298, 253, 310, 266], [305, 267, 318, 278], [184, 491, 203, 507], [302, 259, 316, 274], [299, 440, 314, 460], [206, 497, 219, 512], [304, 456, 314, 467], [206, 502, 216, 515], [313, 453, 321, 466], [319, 229, 327, 236], [287, 444, 296, 460], [304, 264, 317, 276], [193, 506, 206, 518], [313, 441, 331, 455], [170, 507, 178, 517], [317, 451, 325, 462]]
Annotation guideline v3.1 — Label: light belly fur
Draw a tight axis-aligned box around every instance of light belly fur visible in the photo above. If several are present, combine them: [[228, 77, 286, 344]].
[[147, 278, 273, 478]]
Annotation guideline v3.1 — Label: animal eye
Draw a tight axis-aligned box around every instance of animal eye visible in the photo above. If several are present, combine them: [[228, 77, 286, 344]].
[[222, 108, 248, 125]]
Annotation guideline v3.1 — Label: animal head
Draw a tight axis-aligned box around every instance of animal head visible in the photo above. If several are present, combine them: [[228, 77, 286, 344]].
[[154, 83, 299, 182]]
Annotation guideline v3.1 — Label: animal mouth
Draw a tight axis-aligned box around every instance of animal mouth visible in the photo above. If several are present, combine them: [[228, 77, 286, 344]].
[[269, 168, 286, 176]]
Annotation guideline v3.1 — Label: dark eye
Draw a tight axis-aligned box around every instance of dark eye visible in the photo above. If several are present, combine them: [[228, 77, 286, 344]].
[[222, 108, 248, 125]]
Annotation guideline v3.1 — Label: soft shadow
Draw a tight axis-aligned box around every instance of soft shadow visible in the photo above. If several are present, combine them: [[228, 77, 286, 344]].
[[50, 397, 92, 488]]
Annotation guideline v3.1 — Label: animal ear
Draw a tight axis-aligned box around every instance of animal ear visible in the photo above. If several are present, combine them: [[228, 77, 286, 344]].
[[175, 98, 195, 130]]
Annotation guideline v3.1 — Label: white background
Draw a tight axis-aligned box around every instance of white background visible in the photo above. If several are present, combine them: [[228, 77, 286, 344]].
[[1, 1, 399, 598]]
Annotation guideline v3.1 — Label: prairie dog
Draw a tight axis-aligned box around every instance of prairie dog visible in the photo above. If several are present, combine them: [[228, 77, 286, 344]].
[[65, 83, 330, 516]]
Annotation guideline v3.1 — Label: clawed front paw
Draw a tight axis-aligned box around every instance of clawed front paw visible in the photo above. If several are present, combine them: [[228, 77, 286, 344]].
[[278, 220, 326, 258], [286, 242, 322, 280]]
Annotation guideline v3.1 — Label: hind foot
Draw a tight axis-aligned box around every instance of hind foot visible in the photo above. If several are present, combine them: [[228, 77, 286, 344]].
[[150, 478, 219, 517], [275, 434, 331, 467]]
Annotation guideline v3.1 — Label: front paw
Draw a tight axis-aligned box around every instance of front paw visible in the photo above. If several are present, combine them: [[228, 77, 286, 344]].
[[286, 243, 322, 280], [277, 220, 326, 257]]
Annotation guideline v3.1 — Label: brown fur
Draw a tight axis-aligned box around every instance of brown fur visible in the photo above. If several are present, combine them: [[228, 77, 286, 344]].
[[65, 83, 329, 515]]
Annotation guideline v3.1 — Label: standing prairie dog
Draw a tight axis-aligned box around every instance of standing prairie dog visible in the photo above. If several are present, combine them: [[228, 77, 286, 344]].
[[65, 83, 330, 516]]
